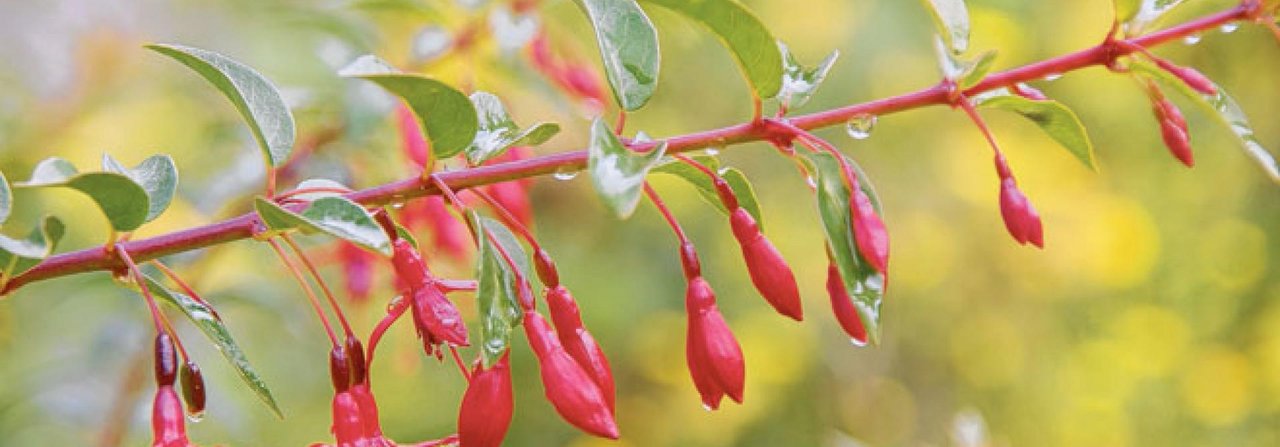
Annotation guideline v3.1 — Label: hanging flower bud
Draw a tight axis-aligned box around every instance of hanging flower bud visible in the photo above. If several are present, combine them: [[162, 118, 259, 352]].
[[395, 103, 430, 167], [337, 241, 376, 303], [458, 354, 514, 447], [155, 333, 178, 386], [728, 208, 803, 321], [179, 361, 206, 420], [998, 177, 1044, 248], [152, 385, 194, 447], [1152, 58, 1217, 96], [1150, 97, 1195, 167], [545, 285, 616, 412], [684, 277, 745, 410], [826, 263, 868, 346], [849, 188, 890, 274], [523, 311, 619, 439]]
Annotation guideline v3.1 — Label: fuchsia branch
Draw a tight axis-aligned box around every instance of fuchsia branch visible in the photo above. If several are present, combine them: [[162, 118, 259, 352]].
[[0, 2, 1258, 296]]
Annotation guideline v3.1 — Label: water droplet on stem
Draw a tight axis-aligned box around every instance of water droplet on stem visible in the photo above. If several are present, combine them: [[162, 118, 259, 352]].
[[1043, 73, 1063, 82], [1220, 23, 1239, 34], [1183, 34, 1202, 45], [845, 114, 877, 140], [553, 167, 580, 181]]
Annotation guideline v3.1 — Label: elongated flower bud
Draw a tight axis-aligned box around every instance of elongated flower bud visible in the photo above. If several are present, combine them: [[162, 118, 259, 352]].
[[155, 333, 178, 387], [998, 178, 1044, 248], [458, 355, 514, 447], [728, 208, 803, 321], [850, 188, 890, 274], [1159, 116, 1195, 167], [523, 311, 619, 439], [329, 345, 352, 393], [179, 361, 206, 420], [546, 285, 616, 412], [1153, 59, 1217, 96], [395, 103, 430, 167], [684, 277, 745, 409], [826, 263, 868, 346], [152, 385, 193, 447]]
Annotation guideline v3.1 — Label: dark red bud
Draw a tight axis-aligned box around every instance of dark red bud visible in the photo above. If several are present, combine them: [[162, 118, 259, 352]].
[[329, 345, 352, 392], [729, 208, 803, 321], [179, 361, 206, 419], [712, 178, 740, 210], [345, 336, 368, 385], [826, 263, 868, 346], [154, 333, 178, 387], [458, 355, 514, 447], [684, 277, 745, 409], [523, 311, 618, 439]]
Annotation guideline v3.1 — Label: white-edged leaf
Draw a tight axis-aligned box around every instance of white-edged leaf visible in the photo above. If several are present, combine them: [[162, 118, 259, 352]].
[[651, 156, 765, 229], [587, 118, 667, 218], [777, 41, 839, 110], [254, 197, 392, 256], [573, 0, 662, 110], [466, 91, 560, 164], [922, 0, 969, 54], [470, 211, 528, 366]]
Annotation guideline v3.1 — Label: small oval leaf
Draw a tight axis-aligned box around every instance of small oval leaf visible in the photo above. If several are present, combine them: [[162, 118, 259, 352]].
[[587, 118, 667, 218], [140, 274, 283, 418], [254, 197, 392, 256], [802, 151, 885, 345], [777, 41, 839, 110], [16, 158, 151, 232], [922, 0, 970, 54], [146, 43, 296, 167], [642, 0, 783, 99], [1133, 61, 1280, 183], [573, 0, 662, 110], [0, 216, 64, 279], [467, 91, 561, 164], [102, 154, 179, 222], [651, 157, 765, 229], [341, 56, 479, 159], [972, 89, 1096, 170]]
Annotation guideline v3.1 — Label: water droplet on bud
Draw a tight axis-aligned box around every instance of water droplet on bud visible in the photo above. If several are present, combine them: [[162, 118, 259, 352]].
[[845, 114, 877, 140], [1220, 23, 1239, 34], [553, 167, 580, 181], [701, 403, 714, 412], [1043, 73, 1063, 82], [849, 337, 868, 347], [1183, 34, 1202, 45]]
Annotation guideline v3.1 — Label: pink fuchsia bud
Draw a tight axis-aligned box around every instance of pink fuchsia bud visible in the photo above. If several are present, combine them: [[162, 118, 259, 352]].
[[1011, 83, 1048, 101], [179, 361, 206, 420], [998, 178, 1044, 248], [684, 277, 745, 409], [1159, 116, 1195, 167], [337, 242, 376, 303], [523, 311, 619, 439], [154, 333, 178, 387], [1153, 59, 1218, 96], [728, 208, 803, 321], [391, 239, 429, 288], [849, 188, 890, 274], [458, 354, 514, 447], [825, 263, 868, 346], [395, 104, 430, 167], [545, 285, 616, 412], [151, 385, 193, 447]]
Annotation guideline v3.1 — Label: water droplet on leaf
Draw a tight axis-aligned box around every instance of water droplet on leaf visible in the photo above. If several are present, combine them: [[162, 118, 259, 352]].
[[845, 114, 877, 140], [553, 167, 579, 181]]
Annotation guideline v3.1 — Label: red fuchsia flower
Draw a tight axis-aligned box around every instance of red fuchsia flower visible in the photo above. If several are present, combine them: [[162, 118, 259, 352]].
[[684, 277, 745, 410], [825, 263, 868, 346], [152, 333, 194, 447], [458, 354, 514, 447], [849, 187, 890, 275], [325, 343, 396, 447], [336, 241, 377, 303], [395, 103, 430, 167], [728, 207, 803, 321], [391, 239, 470, 358], [522, 311, 619, 439], [545, 285, 616, 412], [994, 155, 1044, 248]]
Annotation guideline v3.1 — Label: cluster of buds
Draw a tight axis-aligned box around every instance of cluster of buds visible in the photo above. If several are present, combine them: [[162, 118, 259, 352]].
[[1146, 81, 1194, 167], [391, 238, 469, 359], [527, 31, 607, 112], [322, 336, 394, 447], [151, 333, 194, 447], [995, 152, 1044, 248], [523, 310, 619, 438]]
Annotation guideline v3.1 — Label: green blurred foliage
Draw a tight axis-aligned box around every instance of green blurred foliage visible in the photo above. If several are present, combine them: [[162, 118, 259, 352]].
[[2, 0, 1279, 446]]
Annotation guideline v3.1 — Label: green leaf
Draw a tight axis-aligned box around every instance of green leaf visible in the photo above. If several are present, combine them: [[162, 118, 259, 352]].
[[641, 0, 783, 99], [253, 197, 392, 256], [16, 158, 151, 232], [921, 0, 969, 54], [466, 91, 561, 164], [776, 41, 839, 110], [587, 118, 667, 218], [1124, 0, 1189, 34], [572, 0, 662, 111], [146, 44, 296, 167], [0, 216, 64, 279], [651, 156, 765, 229], [101, 154, 179, 223], [0, 170, 11, 226], [802, 151, 885, 345], [341, 55, 479, 159], [470, 211, 528, 366], [933, 36, 996, 85], [140, 274, 283, 418], [1132, 61, 1280, 183], [1114, 0, 1140, 24], [972, 89, 1096, 170]]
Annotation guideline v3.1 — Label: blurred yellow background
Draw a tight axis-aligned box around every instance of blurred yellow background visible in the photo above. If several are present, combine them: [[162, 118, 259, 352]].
[[1, 0, 1278, 446]]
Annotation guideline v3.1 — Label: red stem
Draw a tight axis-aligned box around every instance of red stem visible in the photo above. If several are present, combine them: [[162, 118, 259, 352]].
[[0, 4, 1251, 296], [643, 183, 690, 246]]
